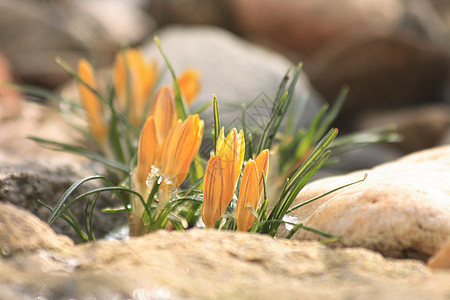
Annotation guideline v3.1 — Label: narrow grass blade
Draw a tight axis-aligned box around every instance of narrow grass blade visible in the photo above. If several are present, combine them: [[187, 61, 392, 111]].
[[193, 100, 213, 115], [48, 175, 133, 224], [329, 126, 402, 157], [256, 91, 288, 153], [50, 186, 141, 225], [106, 88, 126, 163], [154, 36, 187, 120], [212, 94, 220, 155], [316, 86, 348, 138], [256, 62, 303, 153], [287, 173, 367, 213], [27, 136, 129, 173]]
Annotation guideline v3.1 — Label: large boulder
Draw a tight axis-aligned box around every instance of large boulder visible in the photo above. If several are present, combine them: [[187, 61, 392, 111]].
[[0, 202, 73, 256], [142, 25, 324, 153], [356, 104, 450, 153], [0, 0, 154, 88], [308, 36, 449, 131], [0, 101, 127, 242], [277, 146, 450, 261], [148, 0, 450, 135]]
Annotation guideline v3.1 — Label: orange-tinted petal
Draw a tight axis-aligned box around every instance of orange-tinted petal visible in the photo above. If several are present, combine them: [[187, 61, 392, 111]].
[[236, 160, 259, 231], [127, 51, 145, 126], [254, 149, 269, 201], [114, 48, 159, 127], [77, 59, 107, 142], [133, 50, 150, 111], [150, 85, 177, 144], [215, 127, 225, 155], [237, 130, 245, 175], [201, 155, 223, 228], [113, 51, 127, 110], [219, 128, 240, 215], [136, 117, 158, 188], [180, 119, 204, 184], [177, 69, 200, 106], [161, 115, 203, 186]]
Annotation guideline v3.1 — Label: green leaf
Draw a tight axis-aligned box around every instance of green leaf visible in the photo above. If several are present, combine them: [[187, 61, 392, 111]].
[[287, 173, 367, 213], [27, 136, 129, 173], [212, 94, 220, 155], [256, 91, 288, 153], [106, 87, 127, 163], [47, 175, 133, 224], [329, 126, 402, 157], [256, 63, 303, 154], [316, 86, 348, 139], [261, 128, 338, 235], [154, 36, 188, 120]]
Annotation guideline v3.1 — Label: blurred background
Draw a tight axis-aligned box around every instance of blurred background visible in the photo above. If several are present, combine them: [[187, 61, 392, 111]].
[[1, 0, 449, 162]]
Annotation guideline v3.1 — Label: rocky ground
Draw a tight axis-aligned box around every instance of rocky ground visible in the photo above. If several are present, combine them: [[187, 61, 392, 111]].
[[1, 204, 450, 299]]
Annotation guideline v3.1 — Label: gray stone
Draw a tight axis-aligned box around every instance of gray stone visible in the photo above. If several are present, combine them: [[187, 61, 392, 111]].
[[0, 101, 127, 242], [308, 36, 450, 130], [0, 0, 154, 88], [142, 25, 324, 146], [356, 104, 450, 153], [0, 164, 127, 243]]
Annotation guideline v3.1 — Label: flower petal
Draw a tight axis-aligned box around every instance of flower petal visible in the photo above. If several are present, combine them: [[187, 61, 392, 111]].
[[236, 160, 259, 232], [219, 128, 240, 215], [151, 85, 177, 144], [237, 129, 246, 177], [114, 48, 159, 127], [77, 59, 107, 142], [136, 117, 158, 188], [161, 115, 203, 186], [177, 69, 200, 106], [255, 149, 269, 201], [201, 155, 223, 228], [216, 127, 225, 155], [113, 52, 126, 109]]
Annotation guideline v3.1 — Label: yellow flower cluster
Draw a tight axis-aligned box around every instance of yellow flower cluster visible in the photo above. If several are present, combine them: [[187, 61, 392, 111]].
[[131, 88, 203, 235], [76, 48, 200, 144], [202, 128, 269, 231]]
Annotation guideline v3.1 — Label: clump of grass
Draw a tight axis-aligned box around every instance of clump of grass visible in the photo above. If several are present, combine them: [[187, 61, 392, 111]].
[[27, 43, 201, 184], [33, 38, 400, 242]]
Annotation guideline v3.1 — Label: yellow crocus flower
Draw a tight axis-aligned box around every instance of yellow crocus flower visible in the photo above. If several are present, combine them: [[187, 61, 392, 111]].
[[133, 114, 204, 218], [77, 59, 108, 145], [201, 128, 245, 228], [202, 154, 224, 228], [114, 48, 158, 127], [114, 48, 201, 128], [254, 149, 270, 201], [235, 150, 270, 232], [160, 114, 204, 187]]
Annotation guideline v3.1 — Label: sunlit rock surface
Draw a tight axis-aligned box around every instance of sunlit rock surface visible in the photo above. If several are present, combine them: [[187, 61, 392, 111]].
[[1, 222, 450, 299], [0, 202, 73, 256], [277, 146, 450, 261]]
